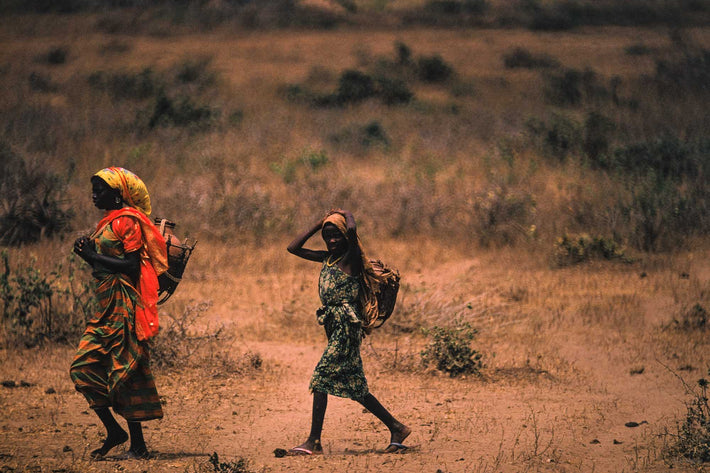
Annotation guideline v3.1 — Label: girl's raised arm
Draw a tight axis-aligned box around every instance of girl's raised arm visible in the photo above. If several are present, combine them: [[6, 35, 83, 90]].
[[287, 217, 328, 262]]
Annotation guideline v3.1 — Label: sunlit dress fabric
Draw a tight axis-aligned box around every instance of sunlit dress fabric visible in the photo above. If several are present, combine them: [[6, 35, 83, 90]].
[[70, 216, 163, 421], [309, 261, 369, 401]]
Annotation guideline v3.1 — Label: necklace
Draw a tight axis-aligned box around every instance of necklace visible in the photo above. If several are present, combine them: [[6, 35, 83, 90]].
[[326, 254, 344, 267]]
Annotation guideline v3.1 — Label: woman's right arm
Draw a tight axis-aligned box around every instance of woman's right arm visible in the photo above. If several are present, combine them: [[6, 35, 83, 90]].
[[287, 218, 328, 262]]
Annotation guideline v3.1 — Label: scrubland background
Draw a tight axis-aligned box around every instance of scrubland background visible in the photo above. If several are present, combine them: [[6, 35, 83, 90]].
[[0, 1, 709, 472]]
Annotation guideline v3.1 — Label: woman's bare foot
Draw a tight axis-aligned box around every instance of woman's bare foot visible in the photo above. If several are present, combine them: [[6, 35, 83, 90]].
[[90, 429, 129, 459]]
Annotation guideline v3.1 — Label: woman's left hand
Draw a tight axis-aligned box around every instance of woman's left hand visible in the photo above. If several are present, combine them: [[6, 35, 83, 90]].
[[73, 236, 95, 263]]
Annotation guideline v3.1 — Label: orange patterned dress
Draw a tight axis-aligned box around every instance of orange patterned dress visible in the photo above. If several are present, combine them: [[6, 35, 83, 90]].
[[70, 214, 163, 421]]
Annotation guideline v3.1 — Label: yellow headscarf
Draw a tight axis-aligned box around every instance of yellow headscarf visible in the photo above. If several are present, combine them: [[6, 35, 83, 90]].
[[94, 167, 152, 216], [322, 212, 383, 331]]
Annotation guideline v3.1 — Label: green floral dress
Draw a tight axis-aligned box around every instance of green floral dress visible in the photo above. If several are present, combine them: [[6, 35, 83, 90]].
[[309, 261, 369, 401]]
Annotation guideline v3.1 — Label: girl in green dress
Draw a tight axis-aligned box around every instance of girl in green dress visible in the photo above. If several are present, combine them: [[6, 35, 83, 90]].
[[286, 209, 410, 455]]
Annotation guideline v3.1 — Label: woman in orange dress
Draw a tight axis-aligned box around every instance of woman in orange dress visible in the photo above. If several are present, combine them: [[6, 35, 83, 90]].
[[70, 167, 167, 459]]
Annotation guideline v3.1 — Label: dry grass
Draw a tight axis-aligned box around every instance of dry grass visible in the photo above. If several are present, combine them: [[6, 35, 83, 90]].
[[0, 10, 709, 472]]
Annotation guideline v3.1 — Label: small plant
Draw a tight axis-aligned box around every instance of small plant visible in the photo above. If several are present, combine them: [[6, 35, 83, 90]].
[[666, 370, 710, 463], [421, 323, 483, 377], [207, 452, 252, 473]]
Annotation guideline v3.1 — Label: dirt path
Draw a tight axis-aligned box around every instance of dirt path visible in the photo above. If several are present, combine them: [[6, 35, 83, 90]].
[[0, 336, 697, 473]]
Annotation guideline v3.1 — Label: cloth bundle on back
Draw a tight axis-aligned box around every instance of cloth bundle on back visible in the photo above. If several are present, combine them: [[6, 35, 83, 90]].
[[321, 212, 400, 333]]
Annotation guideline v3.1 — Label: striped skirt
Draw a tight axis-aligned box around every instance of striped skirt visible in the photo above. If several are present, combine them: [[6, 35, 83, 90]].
[[70, 275, 163, 422]]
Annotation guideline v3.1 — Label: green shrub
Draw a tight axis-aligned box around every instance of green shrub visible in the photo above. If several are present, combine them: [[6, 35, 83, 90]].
[[0, 143, 73, 246], [421, 323, 483, 377], [553, 233, 627, 266]]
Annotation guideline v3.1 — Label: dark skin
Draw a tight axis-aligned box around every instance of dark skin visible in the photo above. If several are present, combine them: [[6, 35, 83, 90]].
[[73, 176, 149, 459], [286, 210, 411, 454]]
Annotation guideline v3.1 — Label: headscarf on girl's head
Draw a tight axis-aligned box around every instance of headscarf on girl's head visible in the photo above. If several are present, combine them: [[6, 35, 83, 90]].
[[322, 212, 383, 331], [94, 167, 152, 216]]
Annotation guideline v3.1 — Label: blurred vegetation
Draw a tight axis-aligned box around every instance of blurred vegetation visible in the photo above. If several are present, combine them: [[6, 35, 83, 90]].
[[0, 5, 707, 258], [2, 0, 707, 29], [665, 369, 710, 463]]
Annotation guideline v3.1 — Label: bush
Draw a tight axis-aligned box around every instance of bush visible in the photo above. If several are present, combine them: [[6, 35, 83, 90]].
[[526, 114, 582, 162], [611, 137, 703, 180], [376, 76, 414, 105], [655, 50, 710, 95], [553, 233, 627, 266], [28, 72, 57, 93], [336, 69, 376, 104], [583, 111, 615, 165], [666, 370, 710, 463], [0, 143, 73, 246], [416, 54, 454, 83], [673, 304, 708, 331], [41, 47, 68, 65], [421, 323, 483, 377], [472, 185, 536, 246], [147, 92, 217, 129], [88, 68, 161, 101], [425, 0, 488, 14], [503, 47, 559, 69]]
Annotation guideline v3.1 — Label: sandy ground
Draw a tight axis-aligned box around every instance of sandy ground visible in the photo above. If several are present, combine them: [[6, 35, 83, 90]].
[[2, 247, 709, 473]]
